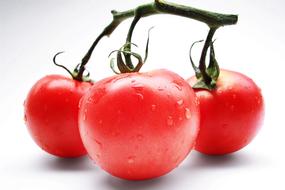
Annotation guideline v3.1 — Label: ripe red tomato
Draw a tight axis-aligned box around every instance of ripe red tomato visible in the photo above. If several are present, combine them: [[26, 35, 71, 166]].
[[79, 69, 200, 180], [24, 75, 92, 158], [188, 69, 264, 155]]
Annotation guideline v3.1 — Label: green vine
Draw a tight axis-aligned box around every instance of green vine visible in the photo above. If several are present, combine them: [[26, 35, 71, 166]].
[[55, 0, 238, 86]]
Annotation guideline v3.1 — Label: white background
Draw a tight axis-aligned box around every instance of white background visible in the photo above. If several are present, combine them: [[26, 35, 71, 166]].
[[1, 0, 284, 189]]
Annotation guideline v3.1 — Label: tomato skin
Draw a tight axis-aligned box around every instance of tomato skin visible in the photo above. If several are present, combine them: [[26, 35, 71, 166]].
[[188, 69, 264, 155], [79, 69, 200, 180], [24, 75, 92, 158]]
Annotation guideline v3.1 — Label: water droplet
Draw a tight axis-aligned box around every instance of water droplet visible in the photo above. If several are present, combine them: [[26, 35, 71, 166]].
[[94, 139, 103, 149], [176, 99, 184, 107], [173, 83, 182, 91], [185, 108, 191, 119], [111, 77, 123, 83], [167, 116, 174, 126], [157, 87, 164, 91], [136, 134, 143, 141], [98, 120, 103, 125], [78, 99, 83, 109], [127, 156, 136, 164], [255, 96, 261, 105], [151, 104, 156, 111], [232, 94, 237, 99], [195, 97, 200, 106], [132, 83, 144, 91], [217, 89, 223, 95], [87, 97, 94, 104], [179, 117, 183, 121], [230, 105, 235, 111], [228, 86, 233, 90], [135, 93, 144, 101], [167, 92, 171, 98]]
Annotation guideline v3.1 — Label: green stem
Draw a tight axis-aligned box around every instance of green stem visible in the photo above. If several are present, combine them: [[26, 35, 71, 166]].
[[77, 0, 237, 74], [124, 15, 141, 69], [199, 27, 217, 84], [154, 0, 237, 27]]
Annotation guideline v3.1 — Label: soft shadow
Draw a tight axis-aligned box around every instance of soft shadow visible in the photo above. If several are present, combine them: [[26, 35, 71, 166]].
[[36, 155, 95, 172], [186, 151, 259, 170], [94, 151, 266, 190], [100, 173, 173, 190]]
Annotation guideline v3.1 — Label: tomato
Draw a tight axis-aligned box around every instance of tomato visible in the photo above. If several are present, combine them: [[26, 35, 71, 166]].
[[188, 69, 264, 155], [79, 69, 200, 180], [24, 75, 92, 158]]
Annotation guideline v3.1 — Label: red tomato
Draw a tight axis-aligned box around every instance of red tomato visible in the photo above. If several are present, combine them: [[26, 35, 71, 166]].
[[79, 69, 200, 180], [24, 75, 92, 158], [188, 69, 264, 155]]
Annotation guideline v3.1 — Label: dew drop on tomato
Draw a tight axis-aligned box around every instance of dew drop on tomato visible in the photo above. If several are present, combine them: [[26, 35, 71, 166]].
[[132, 82, 144, 91], [167, 116, 174, 126], [151, 104, 156, 111], [195, 97, 200, 106], [185, 108, 191, 119], [93, 139, 103, 150], [255, 96, 262, 105], [127, 156, 136, 164], [157, 86, 164, 91], [176, 99, 184, 107], [135, 93, 144, 101], [217, 89, 223, 95], [136, 134, 144, 141], [172, 83, 182, 91]]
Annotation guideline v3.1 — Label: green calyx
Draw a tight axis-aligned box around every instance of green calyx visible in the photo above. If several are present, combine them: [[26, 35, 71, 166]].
[[109, 27, 152, 74], [53, 52, 92, 82], [190, 28, 220, 90]]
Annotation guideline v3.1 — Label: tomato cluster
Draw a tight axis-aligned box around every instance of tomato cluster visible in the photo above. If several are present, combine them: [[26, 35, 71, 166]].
[[24, 67, 264, 180], [23, 1, 264, 181]]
